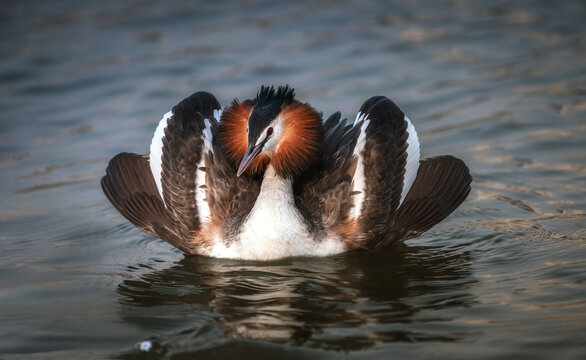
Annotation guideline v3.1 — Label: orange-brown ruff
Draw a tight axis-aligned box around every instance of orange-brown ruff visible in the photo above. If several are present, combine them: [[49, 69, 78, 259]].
[[101, 85, 472, 260], [219, 99, 324, 177]]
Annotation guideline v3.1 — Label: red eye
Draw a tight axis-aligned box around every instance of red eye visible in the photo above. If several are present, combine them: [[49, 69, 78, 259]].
[[267, 127, 273, 136]]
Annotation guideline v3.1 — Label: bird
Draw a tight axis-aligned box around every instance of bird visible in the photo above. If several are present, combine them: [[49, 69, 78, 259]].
[[101, 85, 472, 261]]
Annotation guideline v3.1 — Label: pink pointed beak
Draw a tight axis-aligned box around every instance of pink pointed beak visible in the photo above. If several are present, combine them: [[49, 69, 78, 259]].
[[237, 143, 264, 177]]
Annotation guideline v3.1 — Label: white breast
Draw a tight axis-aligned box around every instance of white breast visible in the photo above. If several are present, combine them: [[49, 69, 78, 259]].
[[205, 165, 344, 260]]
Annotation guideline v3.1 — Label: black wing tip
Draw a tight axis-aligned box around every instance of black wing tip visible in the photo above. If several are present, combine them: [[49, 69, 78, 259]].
[[424, 155, 473, 185], [181, 91, 221, 107], [172, 91, 221, 122], [359, 95, 387, 110], [414, 155, 473, 202], [102, 153, 158, 223], [359, 95, 404, 121], [102, 152, 146, 204], [100, 173, 110, 196], [388, 155, 473, 244], [106, 151, 140, 165], [101, 153, 194, 250], [359, 95, 395, 110], [357, 96, 406, 141], [324, 111, 342, 127]]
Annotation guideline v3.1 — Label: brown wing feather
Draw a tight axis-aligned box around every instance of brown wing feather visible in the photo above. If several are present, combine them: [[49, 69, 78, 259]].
[[102, 91, 224, 254], [160, 92, 220, 239], [294, 112, 360, 237], [356, 96, 409, 248], [203, 122, 262, 240], [101, 153, 191, 251], [383, 155, 472, 246]]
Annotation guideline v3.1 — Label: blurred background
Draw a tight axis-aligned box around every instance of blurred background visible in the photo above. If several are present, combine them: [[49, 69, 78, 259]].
[[1, 0, 585, 359]]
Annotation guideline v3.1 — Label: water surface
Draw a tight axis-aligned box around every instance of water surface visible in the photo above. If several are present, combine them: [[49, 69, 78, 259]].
[[1, 0, 585, 358]]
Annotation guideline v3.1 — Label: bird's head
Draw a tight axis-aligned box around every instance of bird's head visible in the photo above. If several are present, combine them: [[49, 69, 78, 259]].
[[219, 85, 324, 177]]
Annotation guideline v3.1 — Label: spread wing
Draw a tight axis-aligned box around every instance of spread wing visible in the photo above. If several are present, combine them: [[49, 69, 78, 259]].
[[297, 95, 469, 250], [100, 153, 186, 250], [350, 96, 470, 248], [348, 96, 419, 247], [102, 91, 225, 253], [155, 92, 221, 239], [294, 98, 414, 245], [201, 124, 263, 239], [385, 155, 472, 245], [293, 112, 361, 238]]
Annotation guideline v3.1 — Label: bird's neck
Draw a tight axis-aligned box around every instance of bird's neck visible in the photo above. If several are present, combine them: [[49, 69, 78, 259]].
[[260, 163, 293, 195]]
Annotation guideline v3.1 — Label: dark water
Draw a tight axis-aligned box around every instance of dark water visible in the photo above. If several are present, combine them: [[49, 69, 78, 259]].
[[1, 0, 585, 358]]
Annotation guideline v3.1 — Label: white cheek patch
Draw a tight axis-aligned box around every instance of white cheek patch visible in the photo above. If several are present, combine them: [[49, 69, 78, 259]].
[[255, 117, 282, 153], [350, 113, 370, 220], [149, 110, 172, 203], [400, 116, 420, 205], [254, 135, 265, 147]]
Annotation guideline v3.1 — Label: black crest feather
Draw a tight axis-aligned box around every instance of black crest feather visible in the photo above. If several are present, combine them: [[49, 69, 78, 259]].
[[255, 85, 295, 108], [248, 85, 296, 144]]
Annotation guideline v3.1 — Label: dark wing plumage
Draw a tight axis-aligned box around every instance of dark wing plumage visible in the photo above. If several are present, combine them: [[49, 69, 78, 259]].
[[294, 112, 361, 237], [294, 97, 411, 245], [202, 122, 262, 240], [354, 96, 410, 248], [352, 96, 471, 248], [102, 91, 224, 253], [159, 92, 220, 239], [297, 95, 470, 250], [100, 153, 188, 251], [385, 155, 472, 245]]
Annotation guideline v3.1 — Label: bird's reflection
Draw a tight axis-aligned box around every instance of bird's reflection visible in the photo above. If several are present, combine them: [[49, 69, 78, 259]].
[[117, 243, 476, 352]]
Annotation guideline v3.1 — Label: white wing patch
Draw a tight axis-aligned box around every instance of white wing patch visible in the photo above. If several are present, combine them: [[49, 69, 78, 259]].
[[213, 109, 223, 123], [149, 107, 219, 220], [350, 112, 370, 220], [400, 116, 420, 205], [195, 117, 215, 222], [349, 112, 420, 219], [149, 110, 172, 203], [202, 118, 213, 152]]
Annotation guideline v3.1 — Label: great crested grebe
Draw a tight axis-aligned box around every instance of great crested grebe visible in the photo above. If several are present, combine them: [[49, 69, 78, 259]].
[[101, 85, 472, 260]]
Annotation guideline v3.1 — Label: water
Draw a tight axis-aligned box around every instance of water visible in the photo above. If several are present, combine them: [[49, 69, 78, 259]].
[[1, 0, 585, 358]]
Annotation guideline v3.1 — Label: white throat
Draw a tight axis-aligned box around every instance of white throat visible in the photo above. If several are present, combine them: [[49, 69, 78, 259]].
[[205, 164, 344, 260]]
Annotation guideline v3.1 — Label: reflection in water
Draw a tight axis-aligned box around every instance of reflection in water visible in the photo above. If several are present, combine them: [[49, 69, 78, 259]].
[[117, 245, 475, 353]]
